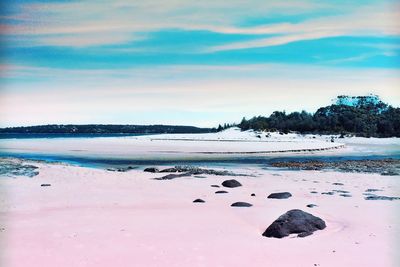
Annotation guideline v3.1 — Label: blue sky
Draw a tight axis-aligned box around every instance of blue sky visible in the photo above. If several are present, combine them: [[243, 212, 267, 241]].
[[1, 0, 399, 127]]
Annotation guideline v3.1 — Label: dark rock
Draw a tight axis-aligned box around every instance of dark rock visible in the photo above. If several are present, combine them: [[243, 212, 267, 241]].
[[365, 189, 382, 192], [310, 191, 318, 194], [118, 166, 137, 172], [211, 185, 220, 188], [306, 204, 317, 208], [144, 167, 159, 173], [321, 192, 334, 195], [157, 166, 249, 177], [160, 167, 179, 173], [251, 193, 256, 196], [231, 202, 252, 207], [332, 182, 344, 186], [381, 170, 399, 176], [262, 209, 326, 238], [339, 194, 352, 197], [193, 199, 205, 203], [267, 192, 292, 199], [215, 190, 228, 194], [222, 179, 242, 188], [194, 175, 206, 178], [41, 184, 51, 187], [333, 190, 350, 194], [364, 195, 400, 201], [107, 166, 137, 172], [154, 173, 191, 180]]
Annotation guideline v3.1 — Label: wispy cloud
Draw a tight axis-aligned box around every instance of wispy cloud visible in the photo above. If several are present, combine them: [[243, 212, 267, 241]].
[[3, 0, 398, 49], [209, 6, 400, 51]]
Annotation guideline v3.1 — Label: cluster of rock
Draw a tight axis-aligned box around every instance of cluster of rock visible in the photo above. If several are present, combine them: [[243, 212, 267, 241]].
[[144, 166, 248, 180], [270, 159, 400, 176], [147, 166, 329, 239], [363, 189, 400, 200], [106, 166, 137, 172], [0, 159, 39, 178]]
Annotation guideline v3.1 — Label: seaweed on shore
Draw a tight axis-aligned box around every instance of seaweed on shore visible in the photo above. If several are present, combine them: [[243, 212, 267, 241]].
[[270, 159, 400, 176], [0, 158, 39, 177]]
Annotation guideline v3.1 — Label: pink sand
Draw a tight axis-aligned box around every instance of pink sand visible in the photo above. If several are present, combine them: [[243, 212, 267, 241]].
[[1, 162, 399, 267]]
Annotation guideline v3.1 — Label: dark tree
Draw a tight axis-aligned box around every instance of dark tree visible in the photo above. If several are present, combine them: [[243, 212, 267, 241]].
[[237, 95, 399, 137]]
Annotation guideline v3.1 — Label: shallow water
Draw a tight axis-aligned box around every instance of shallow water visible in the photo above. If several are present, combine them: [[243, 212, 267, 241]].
[[0, 135, 399, 169]]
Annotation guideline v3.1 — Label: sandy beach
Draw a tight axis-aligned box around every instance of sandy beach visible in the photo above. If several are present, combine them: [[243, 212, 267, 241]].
[[1, 157, 399, 267], [2, 1, 399, 266]]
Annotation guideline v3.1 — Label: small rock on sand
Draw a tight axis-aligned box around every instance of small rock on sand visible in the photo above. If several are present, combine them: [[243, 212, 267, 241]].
[[215, 190, 228, 194], [333, 190, 350, 194], [222, 179, 242, 188], [364, 195, 400, 201], [306, 204, 318, 208], [155, 173, 190, 180], [41, 184, 51, 187], [144, 167, 159, 173], [231, 202, 252, 207], [193, 199, 205, 203], [267, 192, 292, 199], [211, 185, 220, 188], [365, 189, 382, 192]]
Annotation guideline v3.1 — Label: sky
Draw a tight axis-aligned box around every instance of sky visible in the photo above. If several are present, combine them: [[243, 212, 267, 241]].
[[0, 0, 399, 127]]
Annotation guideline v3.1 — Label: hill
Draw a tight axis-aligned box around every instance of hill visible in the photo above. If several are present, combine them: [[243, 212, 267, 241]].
[[0, 124, 215, 135], [237, 95, 400, 137]]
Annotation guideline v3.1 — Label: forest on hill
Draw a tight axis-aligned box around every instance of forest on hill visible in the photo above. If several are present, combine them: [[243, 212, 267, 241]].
[[231, 95, 400, 137], [0, 124, 214, 135]]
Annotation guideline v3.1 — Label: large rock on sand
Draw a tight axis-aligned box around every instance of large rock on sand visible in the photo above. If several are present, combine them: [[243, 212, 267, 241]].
[[267, 192, 292, 199], [262, 209, 326, 238], [222, 179, 242, 188]]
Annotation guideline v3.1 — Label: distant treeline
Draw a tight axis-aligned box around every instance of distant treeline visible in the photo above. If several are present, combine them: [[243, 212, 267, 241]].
[[0, 124, 214, 135], [233, 95, 400, 137]]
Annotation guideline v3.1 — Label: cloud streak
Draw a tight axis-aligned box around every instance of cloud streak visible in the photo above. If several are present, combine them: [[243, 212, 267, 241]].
[[2, 0, 399, 49], [209, 6, 400, 51]]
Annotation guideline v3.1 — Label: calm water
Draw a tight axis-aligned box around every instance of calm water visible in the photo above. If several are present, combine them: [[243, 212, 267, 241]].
[[0, 135, 399, 169], [0, 133, 150, 139]]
